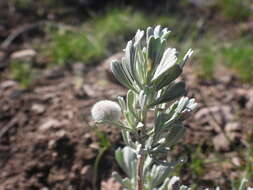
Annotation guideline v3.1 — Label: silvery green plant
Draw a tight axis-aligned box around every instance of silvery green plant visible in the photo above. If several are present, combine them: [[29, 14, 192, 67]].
[[91, 25, 195, 190], [91, 26, 251, 190]]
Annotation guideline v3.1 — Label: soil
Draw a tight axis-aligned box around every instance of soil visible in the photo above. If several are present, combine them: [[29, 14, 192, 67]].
[[1, 56, 253, 189]]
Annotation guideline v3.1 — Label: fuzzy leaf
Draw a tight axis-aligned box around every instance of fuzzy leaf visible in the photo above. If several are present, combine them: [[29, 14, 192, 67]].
[[111, 60, 136, 91], [149, 82, 186, 106]]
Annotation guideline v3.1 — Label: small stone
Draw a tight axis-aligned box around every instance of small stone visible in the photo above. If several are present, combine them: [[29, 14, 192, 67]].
[[81, 165, 93, 181], [90, 143, 99, 150], [213, 134, 230, 151], [56, 130, 67, 138], [231, 157, 242, 167], [44, 67, 65, 80], [0, 80, 18, 89], [82, 85, 97, 97], [40, 187, 49, 190], [81, 165, 90, 175], [31, 104, 45, 114], [39, 119, 61, 131], [48, 140, 56, 149], [195, 105, 233, 130], [225, 122, 242, 132], [10, 49, 36, 60]]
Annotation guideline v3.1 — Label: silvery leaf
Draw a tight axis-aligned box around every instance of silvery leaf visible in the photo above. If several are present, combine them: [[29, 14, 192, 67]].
[[152, 48, 177, 80], [158, 177, 170, 190], [127, 90, 139, 120], [151, 165, 172, 187], [146, 26, 153, 42], [134, 29, 144, 47], [115, 148, 128, 175], [149, 82, 186, 106], [179, 48, 194, 68], [152, 64, 182, 90], [117, 96, 126, 111], [239, 179, 249, 190], [122, 130, 135, 148], [165, 123, 186, 147], [111, 60, 137, 92], [124, 41, 143, 88], [161, 28, 171, 41], [154, 25, 162, 39], [123, 146, 137, 177]]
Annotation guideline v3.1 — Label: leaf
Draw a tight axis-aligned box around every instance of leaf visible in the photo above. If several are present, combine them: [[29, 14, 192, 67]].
[[158, 177, 170, 190], [179, 48, 194, 68], [165, 123, 186, 147], [121, 130, 135, 148], [115, 148, 128, 175], [123, 147, 136, 169], [117, 96, 126, 111], [147, 36, 164, 74], [238, 178, 248, 190], [125, 40, 144, 89], [149, 82, 186, 106], [154, 25, 162, 38], [127, 90, 139, 120], [146, 26, 153, 42], [151, 165, 172, 187], [111, 60, 136, 91], [152, 65, 182, 90], [152, 48, 177, 80]]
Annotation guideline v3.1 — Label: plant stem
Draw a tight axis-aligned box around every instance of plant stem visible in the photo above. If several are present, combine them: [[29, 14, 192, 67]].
[[136, 151, 145, 190], [136, 106, 148, 190]]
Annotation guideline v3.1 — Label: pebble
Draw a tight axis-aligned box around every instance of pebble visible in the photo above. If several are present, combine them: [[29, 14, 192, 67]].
[[10, 49, 36, 60]]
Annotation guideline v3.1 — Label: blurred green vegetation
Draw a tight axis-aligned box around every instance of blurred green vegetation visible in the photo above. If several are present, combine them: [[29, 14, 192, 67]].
[[46, 9, 152, 65], [10, 60, 34, 89], [222, 39, 253, 83], [217, 0, 252, 21]]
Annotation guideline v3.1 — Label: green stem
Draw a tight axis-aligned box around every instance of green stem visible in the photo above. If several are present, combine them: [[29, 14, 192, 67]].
[[92, 147, 107, 190]]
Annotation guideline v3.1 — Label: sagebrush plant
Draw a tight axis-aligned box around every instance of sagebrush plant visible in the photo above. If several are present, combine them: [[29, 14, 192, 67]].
[[91, 26, 251, 190]]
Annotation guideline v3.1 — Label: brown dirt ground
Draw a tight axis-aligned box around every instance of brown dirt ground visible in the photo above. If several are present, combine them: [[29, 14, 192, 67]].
[[0, 55, 253, 190]]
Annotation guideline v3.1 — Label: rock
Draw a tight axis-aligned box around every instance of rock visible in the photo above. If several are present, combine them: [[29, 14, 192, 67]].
[[225, 122, 242, 141], [231, 157, 242, 167], [82, 84, 97, 97], [81, 165, 93, 182], [44, 67, 65, 80], [48, 140, 56, 149], [195, 105, 233, 129], [55, 130, 67, 138], [39, 119, 61, 131], [9, 89, 23, 99], [213, 133, 230, 152], [225, 122, 242, 132], [90, 143, 99, 150], [0, 80, 18, 90], [10, 49, 36, 60], [31, 104, 45, 114]]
